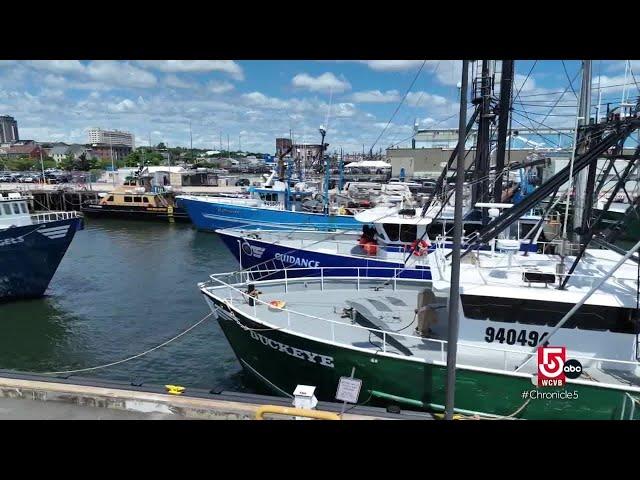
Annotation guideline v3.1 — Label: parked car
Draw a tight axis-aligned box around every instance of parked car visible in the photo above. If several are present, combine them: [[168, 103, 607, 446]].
[[0, 174, 12, 182], [235, 178, 250, 187]]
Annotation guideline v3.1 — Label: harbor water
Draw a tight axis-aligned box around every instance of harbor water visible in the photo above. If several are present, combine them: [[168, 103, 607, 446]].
[[0, 218, 250, 392]]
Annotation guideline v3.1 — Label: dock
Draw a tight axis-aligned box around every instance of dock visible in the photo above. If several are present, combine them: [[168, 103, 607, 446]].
[[0, 371, 432, 420], [0, 183, 244, 212]]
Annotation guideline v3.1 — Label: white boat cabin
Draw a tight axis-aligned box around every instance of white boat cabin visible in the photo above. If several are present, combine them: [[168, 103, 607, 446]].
[[0, 192, 32, 229]]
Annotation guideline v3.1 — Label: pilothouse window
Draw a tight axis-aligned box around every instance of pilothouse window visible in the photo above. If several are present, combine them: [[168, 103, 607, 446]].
[[19, 203, 27, 213], [382, 223, 417, 242], [461, 294, 639, 334], [124, 196, 132, 203], [12, 203, 20, 214], [383, 223, 399, 241], [2, 204, 10, 215], [133, 197, 142, 203]]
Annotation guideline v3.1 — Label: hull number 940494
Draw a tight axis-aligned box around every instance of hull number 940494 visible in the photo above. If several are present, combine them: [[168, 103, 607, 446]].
[[484, 327, 548, 347]]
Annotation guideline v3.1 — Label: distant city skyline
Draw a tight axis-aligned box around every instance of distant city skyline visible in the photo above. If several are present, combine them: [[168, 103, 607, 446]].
[[0, 60, 636, 153]]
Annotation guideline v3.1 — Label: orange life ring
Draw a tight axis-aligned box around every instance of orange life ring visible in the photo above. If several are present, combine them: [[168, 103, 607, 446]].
[[408, 239, 430, 256]]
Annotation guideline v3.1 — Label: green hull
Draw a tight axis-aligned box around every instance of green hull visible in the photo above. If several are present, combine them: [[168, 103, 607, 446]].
[[211, 299, 640, 420]]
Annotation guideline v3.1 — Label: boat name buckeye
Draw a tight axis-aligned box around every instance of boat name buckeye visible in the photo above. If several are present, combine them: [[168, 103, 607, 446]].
[[0, 236, 24, 247], [274, 253, 320, 268], [249, 330, 334, 368]]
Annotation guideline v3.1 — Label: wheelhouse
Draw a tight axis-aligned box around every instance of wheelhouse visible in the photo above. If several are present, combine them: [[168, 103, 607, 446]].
[[0, 192, 32, 228]]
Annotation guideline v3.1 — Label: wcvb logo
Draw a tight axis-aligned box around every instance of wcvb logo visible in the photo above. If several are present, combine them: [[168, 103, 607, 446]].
[[537, 346, 582, 387]]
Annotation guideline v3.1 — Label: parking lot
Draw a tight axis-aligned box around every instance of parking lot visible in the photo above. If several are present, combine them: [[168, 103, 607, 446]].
[[0, 170, 72, 184]]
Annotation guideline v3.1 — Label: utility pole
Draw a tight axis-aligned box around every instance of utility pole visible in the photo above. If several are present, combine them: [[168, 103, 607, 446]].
[[227, 134, 230, 161], [39, 148, 46, 185], [239, 134, 242, 152], [444, 59, 469, 420], [109, 135, 115, 186], [572, 60, 592, 242], [494, 60, 514, 203], [189, 120, 193, 163]]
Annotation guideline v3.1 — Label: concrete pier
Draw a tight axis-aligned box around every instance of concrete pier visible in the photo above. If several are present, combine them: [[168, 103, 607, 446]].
[[0, 371, 432, 420]]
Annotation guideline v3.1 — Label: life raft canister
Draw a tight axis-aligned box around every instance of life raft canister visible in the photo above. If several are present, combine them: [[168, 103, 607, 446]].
[[408, 239, 430, 256]]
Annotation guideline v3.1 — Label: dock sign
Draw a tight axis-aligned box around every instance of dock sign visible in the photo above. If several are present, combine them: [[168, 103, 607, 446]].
[[335, 376, 362, 404]]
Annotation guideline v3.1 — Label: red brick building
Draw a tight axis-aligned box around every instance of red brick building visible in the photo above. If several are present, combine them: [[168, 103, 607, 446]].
[[0, 144, 46, 159]]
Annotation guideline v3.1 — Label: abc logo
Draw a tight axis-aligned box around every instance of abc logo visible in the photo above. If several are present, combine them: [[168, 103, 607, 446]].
[[563, 359, 582, 379]]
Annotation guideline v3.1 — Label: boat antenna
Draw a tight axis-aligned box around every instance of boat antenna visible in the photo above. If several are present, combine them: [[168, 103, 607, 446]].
[[444, 59, 469, 420], [325, 87, 333, 133]]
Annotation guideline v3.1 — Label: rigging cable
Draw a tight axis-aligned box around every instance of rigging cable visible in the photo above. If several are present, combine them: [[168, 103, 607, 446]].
[[369, 60, 427, 153], [561, 60, 579, 98]]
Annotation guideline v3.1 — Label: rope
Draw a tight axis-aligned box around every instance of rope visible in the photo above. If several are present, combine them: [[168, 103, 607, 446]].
[[37, 312, 214, 375]]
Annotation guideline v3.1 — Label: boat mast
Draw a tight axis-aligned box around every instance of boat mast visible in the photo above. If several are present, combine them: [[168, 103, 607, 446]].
[[572, 60, 592, 242], [319, 125, 328, 213], [473, 60, 494, 226], [444, 59, 469, 420], [493, 60, 514, 203]]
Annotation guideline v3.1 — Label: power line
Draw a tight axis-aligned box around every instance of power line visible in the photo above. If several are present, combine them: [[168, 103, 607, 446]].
[[512, 60, 538, 102]]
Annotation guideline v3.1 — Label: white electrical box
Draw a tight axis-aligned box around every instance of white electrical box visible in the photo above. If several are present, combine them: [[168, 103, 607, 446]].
[[293, 384, 318, 411]]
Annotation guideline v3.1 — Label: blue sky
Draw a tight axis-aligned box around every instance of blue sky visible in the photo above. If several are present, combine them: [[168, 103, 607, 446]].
[[0, 60, 637, 153]]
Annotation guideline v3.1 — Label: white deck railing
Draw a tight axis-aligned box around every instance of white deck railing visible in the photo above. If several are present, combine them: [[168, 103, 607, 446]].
[[31, 211, 83, 224], [203, 266, 640, 380]]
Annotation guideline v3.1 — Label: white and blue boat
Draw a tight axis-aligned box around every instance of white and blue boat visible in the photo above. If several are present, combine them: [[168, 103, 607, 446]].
[[0, 192, 83, 301], [216, 204, 545, 281], [176, 172, 361, 231]]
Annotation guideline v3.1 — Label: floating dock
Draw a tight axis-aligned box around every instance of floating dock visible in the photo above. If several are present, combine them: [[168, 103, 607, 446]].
[[0, 371, 432, 420]]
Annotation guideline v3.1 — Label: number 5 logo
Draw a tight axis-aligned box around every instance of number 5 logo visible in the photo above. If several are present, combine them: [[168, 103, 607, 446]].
[[537, 346, 566, 387]]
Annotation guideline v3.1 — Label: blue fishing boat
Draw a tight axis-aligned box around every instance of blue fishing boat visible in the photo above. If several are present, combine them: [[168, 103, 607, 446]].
[[0, 192, 84, 301], [176, 172, 361, 231], [216, 204, 544, 280]]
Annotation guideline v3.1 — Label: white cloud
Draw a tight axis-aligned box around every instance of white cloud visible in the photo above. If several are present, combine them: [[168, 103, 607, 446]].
[[86, 61, 157, 89], [358, 60, 424, 72], [27, 60, 86, 74], [291, 72, 351, 93], [208, 81, 235, 94], [138, 60, 244, 80], [351, 90, 400, 103], [334, 103, 356, 117], [514, 73, 537, 94], [165, 74, 195, 89], [242, 91, 289, 110], [108, 99, 137, 112], [406, 91, 449, 108]]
